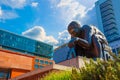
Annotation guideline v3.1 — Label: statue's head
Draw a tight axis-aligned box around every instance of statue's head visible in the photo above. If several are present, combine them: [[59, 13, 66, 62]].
[[68, 21, 81, 37]]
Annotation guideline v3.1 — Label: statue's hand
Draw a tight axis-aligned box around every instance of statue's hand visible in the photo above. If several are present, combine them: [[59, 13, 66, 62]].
[[68, 42, 75, 48], [74, 38, 81, 44]]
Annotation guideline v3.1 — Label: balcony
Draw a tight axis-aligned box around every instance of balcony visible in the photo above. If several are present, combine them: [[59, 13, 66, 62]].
[[101, 5, 113, 12], [104, 24, 117, 31], [100, 0, 112, 9], [101, 9, 114, 18], [103, 19, 116, 26], [102, 14, 115, 22]]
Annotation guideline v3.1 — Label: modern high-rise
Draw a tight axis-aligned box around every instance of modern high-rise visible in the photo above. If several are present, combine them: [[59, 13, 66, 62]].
[[0, 29, 53, 59], [95, 0, 120, 55]]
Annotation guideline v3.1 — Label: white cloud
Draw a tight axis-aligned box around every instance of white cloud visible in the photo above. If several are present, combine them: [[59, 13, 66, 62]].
[[50, 0, 97, 26], [58, 30, 71, 46], [0, 8, 18, 20], [22, 26, 71, 47], [57, 0, 86, 23], [57, 0, 72, 7], [0, 7, 2, 16], [0, 0, 40, 21], [31, 2, 39, 7], [75, 6, 98, 26], [0, 0, 27, 21], [0, 0, 26, 9], [22, 26, 58, 46], [78, 0, 97, 9]]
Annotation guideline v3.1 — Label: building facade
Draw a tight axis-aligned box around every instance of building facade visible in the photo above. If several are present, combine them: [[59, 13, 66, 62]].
[[95, 0, 120, 55], [54, 43, 79, 63], [10, 56, 90, 80], [53, 44, 70, 63], [34, 57, 54, 70], [0, 48, 34, 79], [0, 29, 54, 79], [0, 48, 54, 79], [0, 29, 53, 59]]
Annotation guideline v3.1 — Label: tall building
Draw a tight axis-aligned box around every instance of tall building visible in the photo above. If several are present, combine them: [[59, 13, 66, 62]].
[[95, 0, 120, 55], [0, 29, 53, 59]]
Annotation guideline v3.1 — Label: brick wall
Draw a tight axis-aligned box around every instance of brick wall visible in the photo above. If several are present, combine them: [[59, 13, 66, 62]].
[[0, 49, 34, 70]]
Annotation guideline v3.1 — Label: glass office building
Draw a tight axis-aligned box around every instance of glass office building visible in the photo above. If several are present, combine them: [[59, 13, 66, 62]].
[[95, 0, 120, 55], [0, 29, 53, 59], [53, 44, 70, 63]]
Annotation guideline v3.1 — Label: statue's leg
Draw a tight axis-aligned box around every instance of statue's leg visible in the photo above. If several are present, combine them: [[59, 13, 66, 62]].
[[66, 49, 71, 60], [75, 44, 85, 57], [92, 35, 102, 58]]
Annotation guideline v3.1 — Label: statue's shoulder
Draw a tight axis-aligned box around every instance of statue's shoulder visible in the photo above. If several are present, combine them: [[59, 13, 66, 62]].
[[82, 25, 92, 30]]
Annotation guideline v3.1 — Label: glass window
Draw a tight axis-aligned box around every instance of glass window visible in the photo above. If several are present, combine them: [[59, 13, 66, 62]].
[[0, 71, 10, 79], [40, 60, 44, 64], [34, 64, 39, 69], [0, 72, 5, 78], [45, 61, 48, 64], [35, 59, 39, 63], [49, 62, 53, 65], [39, 65, 44, 69]]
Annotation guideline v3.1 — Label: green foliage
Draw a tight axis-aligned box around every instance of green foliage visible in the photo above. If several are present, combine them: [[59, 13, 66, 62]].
[[42, 71, 71, 80], [42, 59, 120, 80], [78, 59, 120, 80]]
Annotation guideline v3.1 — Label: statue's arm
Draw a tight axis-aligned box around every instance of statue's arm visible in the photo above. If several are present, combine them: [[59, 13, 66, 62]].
[[68, 37, 76, 48], [68, 36, 91, 49], [74, 25, 93, 49], [68, 25, 93, 49], [74, 38, 89, 49]]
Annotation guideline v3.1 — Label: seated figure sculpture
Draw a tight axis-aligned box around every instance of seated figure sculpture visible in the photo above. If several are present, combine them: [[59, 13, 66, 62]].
[[68, 21, 109, 58]]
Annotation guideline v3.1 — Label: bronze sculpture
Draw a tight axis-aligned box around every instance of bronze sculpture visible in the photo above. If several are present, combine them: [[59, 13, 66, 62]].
[[67, 21, 109, 58]]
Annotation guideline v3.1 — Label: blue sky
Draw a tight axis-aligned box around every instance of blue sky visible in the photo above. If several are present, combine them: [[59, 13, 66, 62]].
[[0, 0, 98, 47]]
